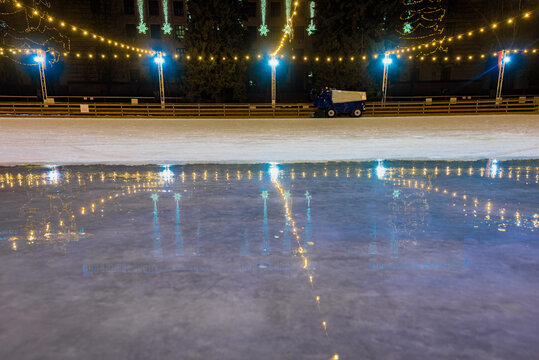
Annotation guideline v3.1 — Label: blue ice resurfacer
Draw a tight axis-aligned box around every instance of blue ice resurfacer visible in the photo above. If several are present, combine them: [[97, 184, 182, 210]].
[[315, 89, 367, 117]]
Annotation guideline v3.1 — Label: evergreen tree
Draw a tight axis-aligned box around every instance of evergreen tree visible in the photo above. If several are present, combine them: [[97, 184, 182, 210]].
[[182, 0, 248, 102], [310, 0, 400, 93]]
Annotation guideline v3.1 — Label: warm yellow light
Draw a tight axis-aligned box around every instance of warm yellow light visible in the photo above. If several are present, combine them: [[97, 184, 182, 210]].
[[468, 55, 473, 59], [338, 57, 342, 61], [448, 37, 453, 42], [83, 31, 88, 35], [444, 57, 448, 61], [456, 56, 461, 60], [60, 22, 65, 26], [326, 57, 331, 62], [432, 57, 437, 61], [457, 35, 462, 39], [101, 54, 105, 58], [16, 3, 21, 8], [303, 56, 308, 61], [234, 56, 238, 60], [48, 17, 53, 22], [72, 26, 77, 31], [524, 12, 530, 18], [481, 54, 485, 58], [76, 53, 80, 57], [468, 31, 472, 36], [197, 56, 202, 60], [113, 54, 118, 58], [408, 55, 412, 59], [292, 55, 296, 60], [257, 54, 261, 59], [33, 10, 38, 15], [362, 56, 366, 60], [88, 54, 93, 58], [174, 54, 179, 58], [107, 40, 112, 44], [492, 23, 497, 28], [315, 57, 319, 61], [420, 56, 424, 60], [245, 55, 250, 60], [350, 56, 355, 61], [210, 56, 214, 60], [508, 18, 513, 23], [480, 28, 484, 32]]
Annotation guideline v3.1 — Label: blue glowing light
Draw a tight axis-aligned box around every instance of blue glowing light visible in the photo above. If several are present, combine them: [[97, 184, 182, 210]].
[[503, 56, 511, 64], [34, 56, 44, 63], [47, 169, 60, 182], [269, 162, 280, 180], [160, 165, 174, 182], [376, 160, 387, 179], [269, 58, 279, 68], [154, 56, 165, 65], [382, 57, 393, 65], [489, 159, 499, 177]]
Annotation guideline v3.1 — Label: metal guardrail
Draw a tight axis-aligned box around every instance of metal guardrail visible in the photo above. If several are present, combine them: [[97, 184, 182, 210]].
[[0, 98, 537, 118]]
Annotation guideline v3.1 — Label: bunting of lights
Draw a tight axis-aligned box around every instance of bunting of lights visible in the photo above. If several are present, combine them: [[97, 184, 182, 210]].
[[272, 0, 301, 56], [161, 0, 172, 34], [398, 0, 446, 54], [258, 0, 269, 36], [0, 0, 69, 65], [306, 1, 316, 36], [137, 0, 148, 34], [5, 1, 155, 57]]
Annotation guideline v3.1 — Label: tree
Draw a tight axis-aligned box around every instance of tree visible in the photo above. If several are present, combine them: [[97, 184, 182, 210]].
[[310, 0, 401, 94], [182, 0, 248, 102]]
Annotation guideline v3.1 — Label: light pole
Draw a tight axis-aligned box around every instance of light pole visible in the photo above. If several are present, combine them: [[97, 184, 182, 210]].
[[34, 52, 48, 103], [381, 53, 392, 103], [496, 50, 510, 100], [269, 57, 279, 106], [154, 52, 165, 106]]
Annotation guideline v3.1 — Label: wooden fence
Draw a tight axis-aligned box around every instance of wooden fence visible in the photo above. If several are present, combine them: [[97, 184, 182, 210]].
[[0, 97, 537, 118]]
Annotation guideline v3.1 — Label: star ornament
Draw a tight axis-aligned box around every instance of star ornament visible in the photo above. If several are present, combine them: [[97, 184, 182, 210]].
[[162, 22, 172, 35], [306, 23, 316, 36], [283, 24, 292, 35], [151, 193, 160, 202], [403, 22, 413, 34], [174, 193, 182, 201], [137, 21, 148, 34], [258, 24, 269, 37], [261, 190, 269, 199], [393, 190, 401, 199]]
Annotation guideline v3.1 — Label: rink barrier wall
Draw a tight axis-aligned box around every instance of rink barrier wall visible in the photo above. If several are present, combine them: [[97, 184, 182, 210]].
[[0, 98, 537, 118]]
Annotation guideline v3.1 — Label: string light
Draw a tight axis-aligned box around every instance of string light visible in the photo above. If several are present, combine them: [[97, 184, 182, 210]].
[[9, 0, 155, 55], [272, 1, 301, 57]]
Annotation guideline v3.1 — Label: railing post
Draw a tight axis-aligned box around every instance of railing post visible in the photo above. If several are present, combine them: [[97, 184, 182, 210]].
[[198, 104, 201, 117]]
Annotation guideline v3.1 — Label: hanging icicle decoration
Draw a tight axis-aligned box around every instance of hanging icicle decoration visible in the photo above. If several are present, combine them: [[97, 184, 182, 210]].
[[307, 1, 316, 35], [161, 0, 172, 34], [283, 0, 292, 35], [136, 0, 148, 34], [258, 0, 269, 36]]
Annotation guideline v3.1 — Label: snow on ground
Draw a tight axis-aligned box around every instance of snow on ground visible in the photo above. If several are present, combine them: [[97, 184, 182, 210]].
[[0, 114, 537, 165]]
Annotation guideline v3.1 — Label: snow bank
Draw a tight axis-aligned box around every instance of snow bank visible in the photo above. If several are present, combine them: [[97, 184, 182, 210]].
[[0, 114, 537, 165]]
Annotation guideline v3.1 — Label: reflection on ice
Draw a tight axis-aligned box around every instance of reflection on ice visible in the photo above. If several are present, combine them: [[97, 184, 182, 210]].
[[0, 160, 538, 359]]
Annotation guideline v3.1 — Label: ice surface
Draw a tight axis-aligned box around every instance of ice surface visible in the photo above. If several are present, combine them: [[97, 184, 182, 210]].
[[0, 114, 537, 165], [0, 161, 537, 359]]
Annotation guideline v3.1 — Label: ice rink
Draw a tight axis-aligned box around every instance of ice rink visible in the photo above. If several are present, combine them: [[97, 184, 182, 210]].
[[0, 114, 538, 165]]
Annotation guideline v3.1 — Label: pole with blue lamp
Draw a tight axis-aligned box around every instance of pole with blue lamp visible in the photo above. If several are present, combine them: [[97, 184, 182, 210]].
[[496, 50, 510, 100], [34, 52, 48, 103], [154, 51, 165, 106], [269, 57, 279, 106], [381, 53, 392, 103]]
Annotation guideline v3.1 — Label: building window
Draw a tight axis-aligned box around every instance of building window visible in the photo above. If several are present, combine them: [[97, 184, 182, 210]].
[[126, 24, 137, 39], [176, 48, 186, 54], [151, 24, 161, 39], [246, 2, 257, 18], [149, 0, 159, 16], [173, 1, 184, 16], [124, 0, 135, 14], [175, 25, 185, 40], [270, 2, 281, 17]]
